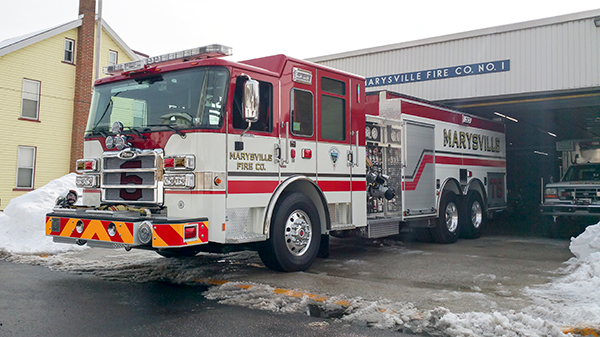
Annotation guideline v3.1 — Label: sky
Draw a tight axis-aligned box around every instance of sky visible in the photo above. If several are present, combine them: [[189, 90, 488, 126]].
[[1, 1, 599, 62]]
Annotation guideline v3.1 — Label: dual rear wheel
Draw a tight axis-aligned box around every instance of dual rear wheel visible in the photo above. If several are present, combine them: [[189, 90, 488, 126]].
[[428, 191, 485, 244]]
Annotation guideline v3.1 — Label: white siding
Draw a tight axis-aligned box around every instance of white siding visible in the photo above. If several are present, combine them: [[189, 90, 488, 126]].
[[310, 10, 600, 101]]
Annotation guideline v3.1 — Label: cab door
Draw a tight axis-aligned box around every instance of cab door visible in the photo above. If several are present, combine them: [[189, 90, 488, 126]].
[[315, 70, 353, 229], [226, 73, 280, 240], [278, 67, 318, 182]]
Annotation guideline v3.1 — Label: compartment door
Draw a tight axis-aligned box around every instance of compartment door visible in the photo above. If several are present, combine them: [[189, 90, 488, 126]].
[[401, 120, 436, 218]]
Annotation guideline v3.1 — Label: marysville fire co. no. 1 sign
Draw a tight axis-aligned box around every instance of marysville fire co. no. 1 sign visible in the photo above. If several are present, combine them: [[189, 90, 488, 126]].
[[366, 60, 510, 87]]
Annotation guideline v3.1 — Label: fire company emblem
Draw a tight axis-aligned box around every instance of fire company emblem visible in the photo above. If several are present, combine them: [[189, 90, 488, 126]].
[[329, 147, 339, 169]]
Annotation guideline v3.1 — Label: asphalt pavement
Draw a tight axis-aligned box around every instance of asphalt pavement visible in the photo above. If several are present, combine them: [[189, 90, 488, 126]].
[[0, 260, 414, 337]]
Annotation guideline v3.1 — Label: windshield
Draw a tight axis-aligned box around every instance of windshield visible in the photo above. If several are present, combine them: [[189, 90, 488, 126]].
[[85, 66, 229, 136], [563, 164, 600, 182]]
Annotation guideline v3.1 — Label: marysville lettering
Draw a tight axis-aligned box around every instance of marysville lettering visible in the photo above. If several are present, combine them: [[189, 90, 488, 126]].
[[229, 152, 273, 171], [229, 152, 273, 162], [443, 129, 501, 153]]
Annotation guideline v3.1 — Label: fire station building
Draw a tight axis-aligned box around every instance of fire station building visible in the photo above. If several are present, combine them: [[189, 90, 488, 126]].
[[309, 9, 600, 210]]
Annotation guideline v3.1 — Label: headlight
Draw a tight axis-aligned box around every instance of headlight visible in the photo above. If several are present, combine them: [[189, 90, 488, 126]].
[[115, 135, 129, 150], [544, 188, 557, 199], [105, 136, 115, 149], [164, 174, 195, 189], [75, 174, 99, 188]]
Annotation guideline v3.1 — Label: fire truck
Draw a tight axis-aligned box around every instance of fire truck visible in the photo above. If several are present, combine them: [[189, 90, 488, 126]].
[[540, 139, 600, 236], [46, 44, 506, 272]]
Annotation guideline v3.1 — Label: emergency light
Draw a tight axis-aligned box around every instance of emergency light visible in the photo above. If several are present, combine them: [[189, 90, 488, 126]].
[[103, 44, 233, 75], [76, 159, 98, 172]]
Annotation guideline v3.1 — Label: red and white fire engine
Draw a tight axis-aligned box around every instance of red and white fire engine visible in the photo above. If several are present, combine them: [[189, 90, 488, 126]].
[[46, 45, 506, 271]]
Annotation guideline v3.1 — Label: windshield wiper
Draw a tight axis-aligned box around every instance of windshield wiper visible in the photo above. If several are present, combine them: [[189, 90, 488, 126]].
[[144, 124, 186, 138], [91, 92, 121, 131], [125, 127, 148, 140], [162, 124, 186, 137]]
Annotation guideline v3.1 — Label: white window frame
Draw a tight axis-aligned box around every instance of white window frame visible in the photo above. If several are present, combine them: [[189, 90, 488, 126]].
[[16, 146, 36, 189], [109, 50, 118, 66], [64, 38, 75, 63], [21, 79, 41, 120]]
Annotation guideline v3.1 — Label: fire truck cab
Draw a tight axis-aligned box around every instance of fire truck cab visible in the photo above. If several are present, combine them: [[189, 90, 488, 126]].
[[46, 45, 506, 272]]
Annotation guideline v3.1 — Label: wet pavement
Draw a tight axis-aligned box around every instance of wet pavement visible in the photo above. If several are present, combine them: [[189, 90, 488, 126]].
[[0, 260, 412, 337]]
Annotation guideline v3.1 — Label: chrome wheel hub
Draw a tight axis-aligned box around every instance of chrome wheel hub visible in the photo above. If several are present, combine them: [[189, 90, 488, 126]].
[[471, 200, 483, 229], [284, 210, 312, 257], [445, 202, 459, 233]]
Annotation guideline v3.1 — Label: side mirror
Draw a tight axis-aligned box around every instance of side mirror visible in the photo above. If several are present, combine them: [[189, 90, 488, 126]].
[[243, 79, 260, 123]]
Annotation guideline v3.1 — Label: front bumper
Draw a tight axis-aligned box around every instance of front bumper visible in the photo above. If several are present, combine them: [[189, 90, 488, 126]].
[[540, 203, 600, 217], [46, 208, 208, 249]]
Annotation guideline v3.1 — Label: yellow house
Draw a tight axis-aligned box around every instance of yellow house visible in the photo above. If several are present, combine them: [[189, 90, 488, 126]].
[[0, 16, 140, 210]]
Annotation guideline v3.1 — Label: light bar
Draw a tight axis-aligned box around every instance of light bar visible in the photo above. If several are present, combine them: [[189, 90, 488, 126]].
[[103, 44, 232, 75]]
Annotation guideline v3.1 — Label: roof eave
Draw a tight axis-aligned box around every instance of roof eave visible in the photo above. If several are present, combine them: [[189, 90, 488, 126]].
[[308, 8, 600, 62], [0, 16, 83, 58]]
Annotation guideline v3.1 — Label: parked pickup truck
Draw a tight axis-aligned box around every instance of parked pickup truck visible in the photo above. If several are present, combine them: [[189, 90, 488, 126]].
[[540, 139, 600, 236]]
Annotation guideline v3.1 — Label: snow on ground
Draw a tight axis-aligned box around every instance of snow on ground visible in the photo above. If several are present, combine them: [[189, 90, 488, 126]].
[[0, 174, 86, 254], [524, 224, 600, 328], [1, 175, 600, 336]]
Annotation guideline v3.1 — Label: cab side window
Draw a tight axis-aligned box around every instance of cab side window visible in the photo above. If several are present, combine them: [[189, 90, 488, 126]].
[[320, 77, 346, 141], [232, 76, 273, 132], [290, 89, 313, 137]]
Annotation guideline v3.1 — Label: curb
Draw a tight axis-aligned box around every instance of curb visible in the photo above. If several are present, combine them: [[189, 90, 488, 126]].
[[196, 278, 598, 336]]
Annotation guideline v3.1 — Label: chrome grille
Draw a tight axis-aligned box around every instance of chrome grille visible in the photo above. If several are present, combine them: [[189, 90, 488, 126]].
[[575, 188, 600, 201], [559, 188, 600, 202], [101, 150, 163, 204]]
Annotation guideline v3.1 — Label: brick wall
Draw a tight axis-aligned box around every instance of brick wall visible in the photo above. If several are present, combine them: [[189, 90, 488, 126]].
[[70, 0, 96, 171]]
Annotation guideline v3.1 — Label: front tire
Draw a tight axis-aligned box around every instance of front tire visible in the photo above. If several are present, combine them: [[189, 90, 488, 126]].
[[431, 192, 460, 244], [259, 192, 321, 272], [461, 192, 485, 239]]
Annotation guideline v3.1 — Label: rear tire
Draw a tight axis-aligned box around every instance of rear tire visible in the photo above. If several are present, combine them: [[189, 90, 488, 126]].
[[461, 192, 485, 239], [258, 192, 321, 272], [432, 192, 460, 244]]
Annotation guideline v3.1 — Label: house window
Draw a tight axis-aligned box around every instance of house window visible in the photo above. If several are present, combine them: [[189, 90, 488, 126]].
[[16, 146, 36, 189], [64, 38, 74, 63], [21, 79, 40, 120], [109, 50, 118, 66]]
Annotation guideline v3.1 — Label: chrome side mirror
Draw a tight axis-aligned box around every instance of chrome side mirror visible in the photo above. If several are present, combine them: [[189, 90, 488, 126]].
[[243, 79, 260, 123]]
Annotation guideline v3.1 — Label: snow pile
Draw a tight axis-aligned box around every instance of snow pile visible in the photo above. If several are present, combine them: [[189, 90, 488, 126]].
[[524, 221, 600, 328], [0, 174, 85, 254], [570, 221, 600, 259]]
